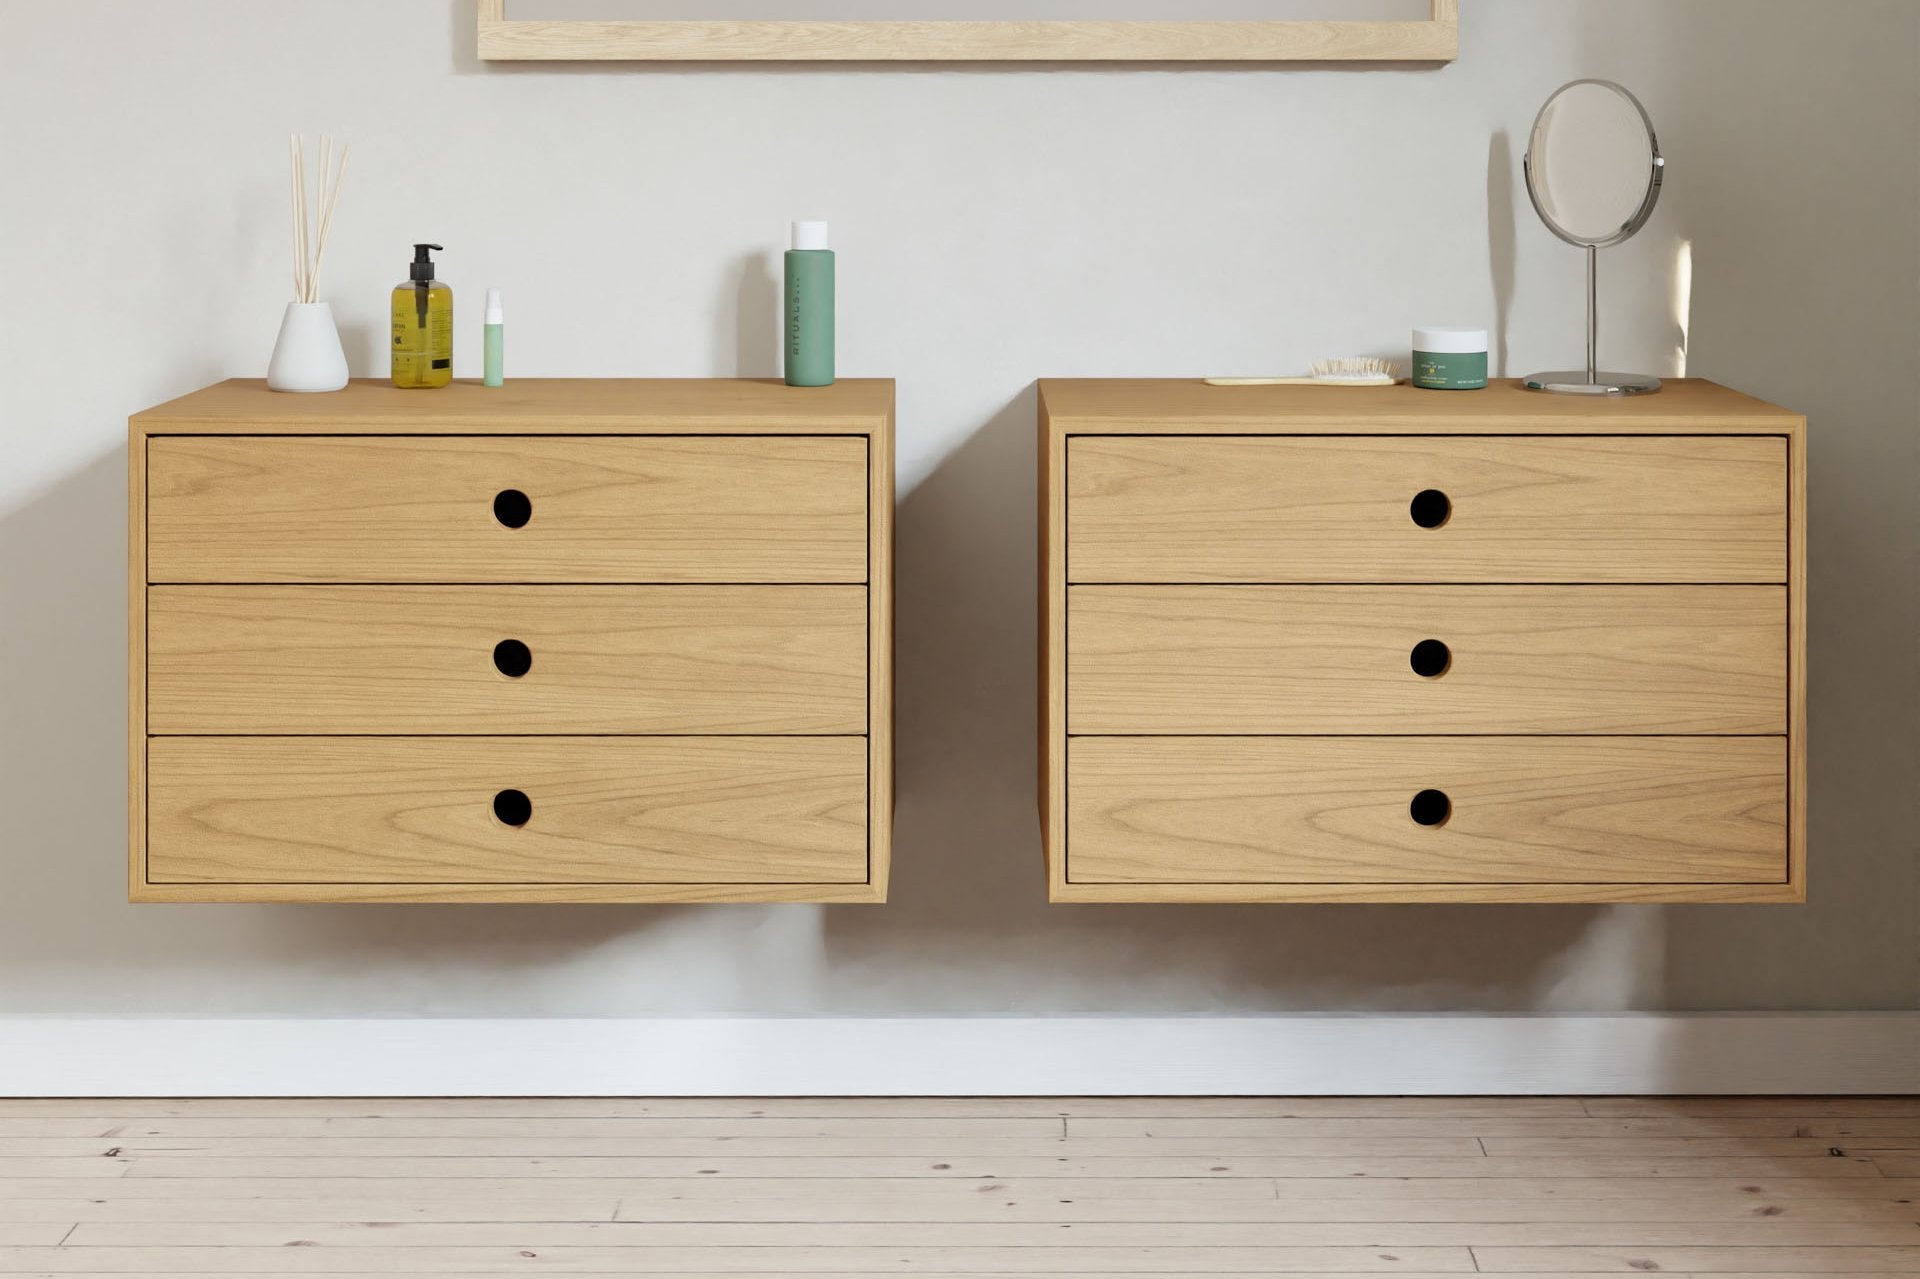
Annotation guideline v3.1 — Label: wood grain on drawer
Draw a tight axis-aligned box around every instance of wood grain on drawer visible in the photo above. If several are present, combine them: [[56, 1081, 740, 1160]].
[[147, 436, 867, 583], [1070, 585, 1786, 735], [148, 585, 866, 735], [1068, 436, 1785, 584], [147, 737, 868, 884], [1068, 737, 1786, 885]]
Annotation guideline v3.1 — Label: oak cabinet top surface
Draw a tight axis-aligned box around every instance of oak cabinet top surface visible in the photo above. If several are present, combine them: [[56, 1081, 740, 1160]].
[[1039, 378, 1801, 432], [133, 378, 895, 433]]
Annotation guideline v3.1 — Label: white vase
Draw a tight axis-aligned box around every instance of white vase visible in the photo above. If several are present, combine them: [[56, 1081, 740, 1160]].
[[267, 301, 350, 392]]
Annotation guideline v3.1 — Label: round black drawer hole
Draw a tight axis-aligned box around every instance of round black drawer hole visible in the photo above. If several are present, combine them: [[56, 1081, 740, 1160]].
[[1409, 788, 1452, 827], [493, 788, 533, 828], [493, 488, 533, 529], [493, 639, 533, 679], [1410, 488, 1452, 529], [1410, 638, 1452, 678]]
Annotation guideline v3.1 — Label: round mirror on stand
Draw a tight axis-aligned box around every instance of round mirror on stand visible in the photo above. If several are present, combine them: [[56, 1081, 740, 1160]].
[[1522, 79, 1665, 395]]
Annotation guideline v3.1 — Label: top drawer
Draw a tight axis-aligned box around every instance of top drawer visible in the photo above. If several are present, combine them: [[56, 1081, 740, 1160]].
[[147, 436, 868, 584], [1068, 436, 1786, 584]]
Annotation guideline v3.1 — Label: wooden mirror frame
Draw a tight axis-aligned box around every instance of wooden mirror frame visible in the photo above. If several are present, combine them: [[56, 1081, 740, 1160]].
[[477, 0, 1458, 63]]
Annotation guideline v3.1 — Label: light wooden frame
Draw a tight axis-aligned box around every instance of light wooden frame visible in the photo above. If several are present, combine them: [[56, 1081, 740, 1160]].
[[477, 0, 1459, 63]]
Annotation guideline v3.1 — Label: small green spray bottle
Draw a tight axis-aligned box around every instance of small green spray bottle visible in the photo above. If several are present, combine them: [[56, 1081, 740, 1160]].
[[784, 221, 834, 387], [483, 288, 504, 387]]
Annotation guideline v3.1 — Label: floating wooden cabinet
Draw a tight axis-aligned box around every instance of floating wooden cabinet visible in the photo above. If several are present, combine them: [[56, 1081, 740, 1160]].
[[131, 379, 893, 903], [1038, 379, 1806, 904]]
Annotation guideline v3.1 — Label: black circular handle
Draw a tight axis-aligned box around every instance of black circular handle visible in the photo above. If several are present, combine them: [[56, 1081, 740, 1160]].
[[1410, 488, 1452, 529], [492, 638, 533, 679], [1409, 788, 1452, 827], [493, 488, 532, 529], [493, 788, 532, 827], [1410, 638, 1452, 678]]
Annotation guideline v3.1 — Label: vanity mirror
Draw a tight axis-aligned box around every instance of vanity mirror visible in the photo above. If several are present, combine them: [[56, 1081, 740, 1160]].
[[1522, 79, 1666, 396]]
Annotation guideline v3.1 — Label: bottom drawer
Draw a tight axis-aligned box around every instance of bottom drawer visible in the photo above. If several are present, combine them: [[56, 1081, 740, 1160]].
[[1068, 737, 1786, 886], [147, 737, 868, 885]]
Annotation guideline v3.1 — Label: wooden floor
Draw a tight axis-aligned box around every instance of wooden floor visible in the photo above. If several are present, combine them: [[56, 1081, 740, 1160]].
[[0, 1097, 1917, 1275]]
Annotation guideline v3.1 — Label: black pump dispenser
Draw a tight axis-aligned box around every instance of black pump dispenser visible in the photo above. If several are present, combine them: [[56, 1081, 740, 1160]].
[[410, 243, 442, 282], [392, 243, 452, 387]]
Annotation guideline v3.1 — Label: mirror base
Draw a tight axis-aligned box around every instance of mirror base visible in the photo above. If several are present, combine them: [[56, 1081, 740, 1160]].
[[1523, 371, 1663, 396]]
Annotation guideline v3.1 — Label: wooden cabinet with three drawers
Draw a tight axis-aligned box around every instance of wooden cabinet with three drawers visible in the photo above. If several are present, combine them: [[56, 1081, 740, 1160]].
[[1039, 378, 1805, 903], [130, 379, 892, 903]]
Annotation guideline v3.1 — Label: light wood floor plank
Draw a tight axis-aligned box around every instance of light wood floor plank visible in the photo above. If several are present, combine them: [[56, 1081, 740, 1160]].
[[0, 1200, 625, 1225], [0, 1245, 1478, 1272], [0, 1160, 125, 1179], [0, 1118, 1065, 1139], [60, 1220, 1920, 1247], [0, 1137, 1486, 1159], [1068, 1116, 1920, 1138], [0, 1176, 1284, 1200], [0, 1098, 1592, 1117], [28, 1116, 1920, 1140], [8, 1174, 1911, 1201], [0, 1274, 1628, 1279], [108, 1154, 1888, 1180], [1474, 1244, 1920, 1272], [0, 1273, 1535, 1279], [1478, 1138, 1911, 1157], [8, 1189, 1917, 1225], [1583, 1098, 1920, 1117]]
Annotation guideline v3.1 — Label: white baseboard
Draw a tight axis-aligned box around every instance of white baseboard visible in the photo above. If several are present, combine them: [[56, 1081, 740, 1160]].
[[0, 1015, 1913, 1096]]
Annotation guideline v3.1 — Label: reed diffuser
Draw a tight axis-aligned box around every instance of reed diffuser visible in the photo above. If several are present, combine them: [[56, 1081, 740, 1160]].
[[266, 134, 351, 392]]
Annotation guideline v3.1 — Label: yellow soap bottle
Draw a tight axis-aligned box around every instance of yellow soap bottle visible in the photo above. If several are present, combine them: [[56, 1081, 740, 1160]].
[[391, 243, 452, 388]]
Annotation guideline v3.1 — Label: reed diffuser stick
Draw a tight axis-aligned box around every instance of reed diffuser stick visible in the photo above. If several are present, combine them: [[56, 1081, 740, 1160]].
[[288, 133, 349, 304], [311, 144, 349, 303]]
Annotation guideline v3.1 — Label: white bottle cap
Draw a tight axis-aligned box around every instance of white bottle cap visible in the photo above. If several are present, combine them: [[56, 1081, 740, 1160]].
[[485, 288, 504, 324], [792, 221, 830, 251], [1413, 326, 1488, 354]]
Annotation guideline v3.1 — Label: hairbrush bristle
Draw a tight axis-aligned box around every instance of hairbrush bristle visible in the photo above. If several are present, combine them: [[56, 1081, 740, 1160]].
[[1309, 356, 1402, 381]]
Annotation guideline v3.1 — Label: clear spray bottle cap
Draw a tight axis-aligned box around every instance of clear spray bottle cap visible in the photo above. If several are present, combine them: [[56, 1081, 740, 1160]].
[[485, 288, 503, 324]]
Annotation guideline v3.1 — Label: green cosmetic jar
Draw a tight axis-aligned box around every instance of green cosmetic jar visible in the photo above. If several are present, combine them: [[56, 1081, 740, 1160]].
[[1412, 326, 1489, 390]]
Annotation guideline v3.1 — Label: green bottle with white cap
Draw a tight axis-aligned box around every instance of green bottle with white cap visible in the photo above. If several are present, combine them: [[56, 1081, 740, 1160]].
[[784, 221, 835, 387]]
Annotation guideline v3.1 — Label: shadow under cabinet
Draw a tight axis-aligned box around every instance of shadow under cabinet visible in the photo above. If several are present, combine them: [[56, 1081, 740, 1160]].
[[130, 378, 894, 903]]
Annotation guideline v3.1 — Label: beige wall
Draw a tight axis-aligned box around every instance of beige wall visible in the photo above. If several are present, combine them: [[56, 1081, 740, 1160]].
[[0, 0, 1913, 1016]]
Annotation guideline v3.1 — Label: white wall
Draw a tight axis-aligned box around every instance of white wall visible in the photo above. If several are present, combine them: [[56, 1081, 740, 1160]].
[[1, 0, 1914, 1020]]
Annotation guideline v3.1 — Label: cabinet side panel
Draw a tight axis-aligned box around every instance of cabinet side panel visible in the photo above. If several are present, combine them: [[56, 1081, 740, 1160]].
[[868, 412, 894, 902], [1041, 402, 1068, 897], [128, 422, 147, 901], [1788, 420, 1808, 899]]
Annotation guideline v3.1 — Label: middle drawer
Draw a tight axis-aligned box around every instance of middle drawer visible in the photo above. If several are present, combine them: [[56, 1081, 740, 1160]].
[[149, 585, 867, 735], [1070, 585, 1786, 735]]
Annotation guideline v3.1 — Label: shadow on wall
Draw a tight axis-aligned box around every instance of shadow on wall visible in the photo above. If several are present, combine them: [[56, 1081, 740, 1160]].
[[1486, 128, 1517, 377], [0, 448, 696, 1004], [0, 403, 1626, 1015], [1620, 0, 1919, 1012], [0, 452, 129, 973], [819, 388, 1629, 1013]]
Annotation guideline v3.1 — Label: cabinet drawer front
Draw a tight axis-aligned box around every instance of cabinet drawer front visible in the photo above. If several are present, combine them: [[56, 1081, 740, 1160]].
[[1068, 737, 1785, 884], [148, 737, 868, 884], [147, 436, 867, 583], [1068, 436, 1785, 583], [1070, 585, 1786, 735], [149, 585, 866, 735]]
